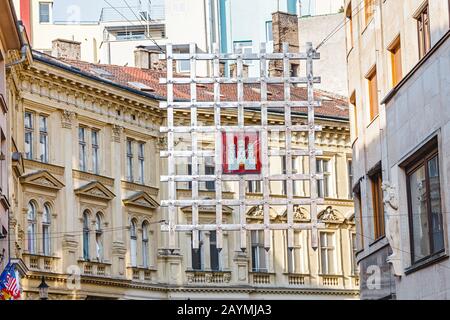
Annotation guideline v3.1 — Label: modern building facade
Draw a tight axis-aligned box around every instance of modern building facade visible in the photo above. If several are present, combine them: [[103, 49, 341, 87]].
[[345, 0, 450, 299], [0, 0, 24, 274]]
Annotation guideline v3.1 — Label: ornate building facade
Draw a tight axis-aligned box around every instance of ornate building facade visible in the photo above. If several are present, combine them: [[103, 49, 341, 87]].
[[4, 41, 358, 299]]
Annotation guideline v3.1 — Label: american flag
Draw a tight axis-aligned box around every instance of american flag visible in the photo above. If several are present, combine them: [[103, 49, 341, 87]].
[[5, 273, 20, 299], [0, 263, 21, 300]]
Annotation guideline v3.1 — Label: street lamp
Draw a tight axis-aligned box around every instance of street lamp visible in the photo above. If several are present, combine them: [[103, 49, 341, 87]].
[[38, 276, 49, 300]]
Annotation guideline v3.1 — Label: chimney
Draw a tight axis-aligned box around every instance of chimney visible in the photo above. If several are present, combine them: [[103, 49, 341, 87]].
[[229, 63, 249, 78], [134, 47, 176, 73], [52, 39, 81, 60], [269, 11, 299, 77]]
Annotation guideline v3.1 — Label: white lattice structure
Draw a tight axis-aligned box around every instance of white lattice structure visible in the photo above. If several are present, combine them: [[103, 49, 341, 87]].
[[160, 42, 325, 253]]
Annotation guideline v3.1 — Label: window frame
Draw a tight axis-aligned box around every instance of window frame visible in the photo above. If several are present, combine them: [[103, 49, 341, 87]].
[[142, 222, 150, 269], [78, 127, 87, 172], [24, 111, 34, 160], [27, 202, 37, 254], [126, 139, 134, 182], [251, 230, 268, 273], [95, 213, 104, 262], [42, 203, 52, 256], [130, 219, 138, 267], [319, 232, 337, 275], [388, 36, 403, 87], [405, 139, 445, 265], [91, 130, 100, 175], [39, 2, 52, 24], [370, 169, 385, 240], [138, 142, 145, 185], [39, 115, 49, 163], [415, 2, 431, 60], [82, 210, 90, 261], [366, 67, 379, 121], [316, 158, 333, 199]]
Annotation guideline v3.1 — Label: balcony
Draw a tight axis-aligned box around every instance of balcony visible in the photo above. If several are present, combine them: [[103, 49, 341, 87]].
[[127, 267, 157, 282], [319, 275, 344, 288], [78, 260, 111, 277], [285, 273, 311, 286], [186, 271, 232, 284], [250, 272, 275, 285], [23, 254, 58, 273]]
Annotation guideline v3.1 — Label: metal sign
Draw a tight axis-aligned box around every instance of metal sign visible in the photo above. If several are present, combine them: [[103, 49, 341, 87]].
[[160, 42, 324, 253]]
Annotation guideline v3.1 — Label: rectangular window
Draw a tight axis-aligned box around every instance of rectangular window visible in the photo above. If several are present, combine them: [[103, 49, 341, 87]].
[[371, 170, 385, 240], [248, 181, 262, 193], [126, 139, 134, 182], [406, 139, 444, 264], [251, 230, 267, 273], [39, 2, 51, 23], [24, 112, 34, 160], [266, 21, 273, 42], [389, 37, 403, 87], [317, 159, 332, 198], [364, 0, 375, 25], [177, 60, 191, 73], [367, 67, 379, 121], [187, 163, 192, 190], [205, 165, 215, 191], [348, 160, 354, 199], [209, 231, 220, 271], [39, 115, 49, 163], [191, 232, 203, 270], [138, 142, 145, 184], [320, 232, 336, 275], [233, 41, 253, 65], [78, 127, 87, 171], [416, 4, 431, 59], [92, 130, 100, 175], [287, 231, 304, 274]]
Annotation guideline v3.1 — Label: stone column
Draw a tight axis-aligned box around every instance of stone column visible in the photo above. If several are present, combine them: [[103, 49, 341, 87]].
[[110, 124, 126, 276], [60, 110, 78, 270]]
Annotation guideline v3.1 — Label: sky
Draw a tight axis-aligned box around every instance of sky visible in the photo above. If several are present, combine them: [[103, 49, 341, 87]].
[[52, 0, 164, 22]]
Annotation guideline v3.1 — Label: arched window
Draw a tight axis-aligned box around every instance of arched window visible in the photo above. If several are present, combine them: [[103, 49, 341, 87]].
[[142, 222, 149, 268], [82, 211, 90, 260], [27, 202, 37, 254], [42, 204, 51, 256], [95, 213, 103, 261], [130, 219, 137, 267]]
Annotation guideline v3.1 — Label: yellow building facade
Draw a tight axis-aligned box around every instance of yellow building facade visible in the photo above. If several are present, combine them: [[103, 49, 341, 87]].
[[5, 49, 358, 299]]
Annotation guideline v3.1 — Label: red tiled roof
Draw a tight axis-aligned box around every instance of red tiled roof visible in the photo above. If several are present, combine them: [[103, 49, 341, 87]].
[[36, 53, 349, 120]]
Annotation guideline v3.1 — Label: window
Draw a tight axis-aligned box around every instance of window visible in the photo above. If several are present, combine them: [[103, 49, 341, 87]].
[[282, 156, 297, 195], [248, 181, 262, 193], [233, 41, 253, 64], [39, 2, 51, 23], [348, 160, 354, 199], [371, 170, 385, 240], [389, 37, 403, 87], [191, 232, 203, 270], [79, 127, 87, 171], [130, 220, 137, 267], [287, 231, 304, 274], [209, 231, 220, 271], [205, 165, 215, 191], [142, 222, 149, 268], [355, 187, 364, 248], [416, 4, 431, 59], [187, 163, 192, 190], [406, 139, 444, 264], [27, 202, 37, 254], [265, 21, 273, 42], [92, 130, 100, 175], [126, 140, 134, 182], [177, 60, 191, 73], [24, 112, 33, 160], [42, 204, 51, 256], [351, 233, 359, 275], [251, 230, 267, 273], [138, 142, 145, 184], [95, 213, 103, 261], [364, 0, 375, 25], [83, 211, 90, 260], [367, 67, 379, 121], [39, 116, 49, 163], [116, 30, 146, 41], [317, 159, 332, 198], [320, 232, 336, 275], [346, 3, 354, 50]]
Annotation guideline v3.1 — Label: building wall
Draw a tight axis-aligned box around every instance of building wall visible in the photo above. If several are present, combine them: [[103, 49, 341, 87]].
[[6, 53, 359, 299], [345, 0, 450, 299], [299, 13, 348, 96]]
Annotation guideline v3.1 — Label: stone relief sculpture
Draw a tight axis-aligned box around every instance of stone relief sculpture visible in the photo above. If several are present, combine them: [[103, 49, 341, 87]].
[[382, 181, 403, 277]]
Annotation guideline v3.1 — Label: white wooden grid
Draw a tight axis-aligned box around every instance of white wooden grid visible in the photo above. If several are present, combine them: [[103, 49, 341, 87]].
[[160, 42, 324, 252]]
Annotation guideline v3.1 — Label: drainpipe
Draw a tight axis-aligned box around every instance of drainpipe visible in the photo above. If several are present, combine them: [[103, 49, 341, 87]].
[[6, 22, 29, 69]]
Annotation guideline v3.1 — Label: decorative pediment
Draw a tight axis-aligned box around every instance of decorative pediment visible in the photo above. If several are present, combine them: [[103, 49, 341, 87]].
[[123, 191, 159, 209], [318, 206, 345, 224], [346, 213, 356, 225], [20, 170, 65, 191], [282, 206, 310, 221], [75, 181, 115, 201], [247, 206, 278, 220]]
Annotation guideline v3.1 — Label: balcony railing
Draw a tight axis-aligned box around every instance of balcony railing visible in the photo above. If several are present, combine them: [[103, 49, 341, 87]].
[[186, 271, 232, 284], [23, 254, 58, 273], [79, 260, 111, 277], [250, 272, 274, 285], [100, 5, 165, 23], [127, 267, 157, 282], [320, 275, 344, 287], [287, 274, 310, 286]]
